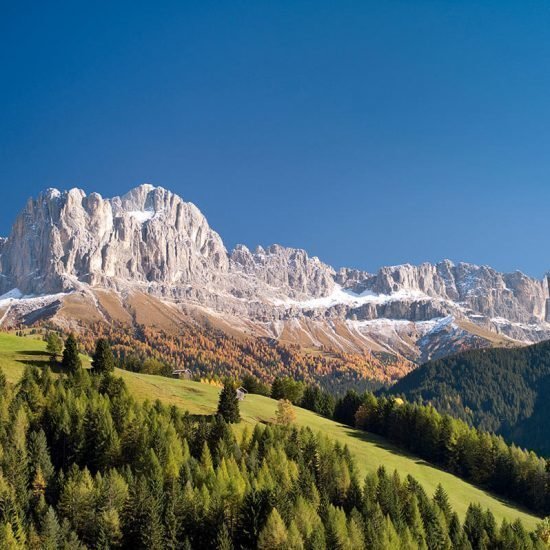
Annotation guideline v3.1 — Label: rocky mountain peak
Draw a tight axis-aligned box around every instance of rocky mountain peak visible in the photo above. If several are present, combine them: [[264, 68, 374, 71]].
[[0, 185, 229, 295], [0, 184, 549, 364]]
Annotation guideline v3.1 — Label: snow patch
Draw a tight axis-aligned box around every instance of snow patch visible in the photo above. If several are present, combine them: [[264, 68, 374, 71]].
[[128, 209, 155, 223], [349, 315, 455, 335], [277, 284, 432, 309], [0, 288, 23, 301], [0, 289, 67, 310]]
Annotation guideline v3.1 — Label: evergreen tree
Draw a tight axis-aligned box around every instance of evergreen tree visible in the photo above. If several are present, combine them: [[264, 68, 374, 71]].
[[83, 398, 120, 471], [217, 381, 241, 424], [163, 483, 180, 550], [236, 489, 273, 548], [535, 517, 550, 546], [463, 504, 487, 549], [40, 507, 61, 550], [433, 484, 452, 524], [216, 523, 233, 550], [45, 333, 63, 360], [91, 339, 115, 374], [0, 523, 25, 550], [142, 451, 165, 550], [28, 430, 54, 487], [61, 334, 82, 374], [287, 521, 304, 550], [257, 508, 288, 549]]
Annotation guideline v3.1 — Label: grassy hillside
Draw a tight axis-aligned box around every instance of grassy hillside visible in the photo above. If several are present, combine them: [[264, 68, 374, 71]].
[[0, 332, 540, 529]]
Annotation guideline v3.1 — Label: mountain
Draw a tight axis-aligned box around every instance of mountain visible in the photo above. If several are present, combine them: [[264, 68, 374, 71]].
[[1, 184, 549, 377], [387, 340, 550, 455]]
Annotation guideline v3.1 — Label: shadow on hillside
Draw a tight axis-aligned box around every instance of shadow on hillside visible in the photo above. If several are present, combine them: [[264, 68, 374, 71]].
[[15, 351, 65, 373]]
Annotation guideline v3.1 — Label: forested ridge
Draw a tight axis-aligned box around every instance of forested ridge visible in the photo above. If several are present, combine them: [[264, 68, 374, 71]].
[[386, 341, 550, 455], [0, 333, 549, 548]]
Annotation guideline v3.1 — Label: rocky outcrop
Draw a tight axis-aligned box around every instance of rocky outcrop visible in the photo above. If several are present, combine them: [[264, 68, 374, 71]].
[[0, 185, 228, 295], [0, 184, 549, 362], [230, 244, 335, 298], [339, 261, 549, 325]]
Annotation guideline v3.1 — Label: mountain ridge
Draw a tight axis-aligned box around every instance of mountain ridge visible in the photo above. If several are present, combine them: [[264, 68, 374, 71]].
[[0, 183, 548, 370]]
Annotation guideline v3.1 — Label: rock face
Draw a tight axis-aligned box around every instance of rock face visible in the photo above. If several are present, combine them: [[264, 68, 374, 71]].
[[0, 185, 228, 295], [230, 244, 335, 298], [1, 184, 549, 362], [341, 261, 549, 325]]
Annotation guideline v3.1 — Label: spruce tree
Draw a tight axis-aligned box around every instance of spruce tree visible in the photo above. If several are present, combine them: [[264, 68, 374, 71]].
[[45, 332, 63, 360], [40, 506, 61, 550], [61, 334, 82, 374], [433, 484, 452, 524], [257, 508, 288, 549], [217, 380, 240, 424], [216, 524, 233, 550], [91, 338, 115, 374]]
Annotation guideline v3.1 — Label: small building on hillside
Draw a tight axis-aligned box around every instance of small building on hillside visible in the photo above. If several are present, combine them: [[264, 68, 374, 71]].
[[172, 368, 192, 380], [236, 387, 248, 401]]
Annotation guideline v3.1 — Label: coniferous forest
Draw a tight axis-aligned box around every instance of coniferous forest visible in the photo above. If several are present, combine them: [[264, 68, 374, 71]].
[[0, 334, 547, 549], [387, 341, 550, 456]]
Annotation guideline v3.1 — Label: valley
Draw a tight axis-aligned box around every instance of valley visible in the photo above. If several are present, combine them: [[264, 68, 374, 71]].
[[0, 331, 540, 530]]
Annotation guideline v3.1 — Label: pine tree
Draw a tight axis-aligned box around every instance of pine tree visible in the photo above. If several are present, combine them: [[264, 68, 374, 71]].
[[83, 398, 120, 471], [380, 515, 402, 549], [257, 508, 288, 549], [59, 518, 86, 550], [403, 495, 426, 546], [236, 489, 273, 549], [61, 334, 82, 374], [216, 523, 233, 550], [163, 483, 180, 550], [57, 467, 96, 544], [91, 339, 116, 374], [217, 381, 240, 424], [287, 521, 304, 550], [142, 450, 165, 550], [97, 508, 123, 549], [433, 484, 452, 524], [40, 506, 61, 550], [463, 503, 486, 549], [45, 333, 63, 360], [536, 517, 550, 546], [28, 430, 54, 487], [0, 523, 25, 550]]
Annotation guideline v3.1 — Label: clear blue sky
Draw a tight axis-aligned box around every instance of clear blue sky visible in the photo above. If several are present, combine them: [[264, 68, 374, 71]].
[[2, 1, 550, 277]]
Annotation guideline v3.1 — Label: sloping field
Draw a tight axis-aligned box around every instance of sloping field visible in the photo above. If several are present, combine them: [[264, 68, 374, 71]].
[[0, 332, 540, 528]]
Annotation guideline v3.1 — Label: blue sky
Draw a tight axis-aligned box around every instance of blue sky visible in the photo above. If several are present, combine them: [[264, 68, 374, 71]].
[[2, 1, 550, 277]]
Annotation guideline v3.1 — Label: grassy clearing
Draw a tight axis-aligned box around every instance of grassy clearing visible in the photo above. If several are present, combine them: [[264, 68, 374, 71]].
[[0, 332, 540, 528]]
